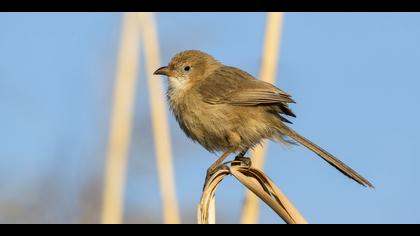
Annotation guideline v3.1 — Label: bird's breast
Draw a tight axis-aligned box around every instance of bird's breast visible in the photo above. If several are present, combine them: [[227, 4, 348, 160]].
[[167, 88, 233, 152]]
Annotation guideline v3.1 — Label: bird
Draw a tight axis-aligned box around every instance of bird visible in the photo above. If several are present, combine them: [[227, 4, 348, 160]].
[[154, 50, 373, 188]]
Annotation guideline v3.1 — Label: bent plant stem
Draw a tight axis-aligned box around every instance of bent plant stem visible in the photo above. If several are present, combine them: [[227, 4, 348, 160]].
[[198, 161, 308, 224], [198, 166, 230, 224]]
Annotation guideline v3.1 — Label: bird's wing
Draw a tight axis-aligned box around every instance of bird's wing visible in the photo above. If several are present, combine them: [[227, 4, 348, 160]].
[[197, 66, 296, 122], [198, 66, 295, 106]]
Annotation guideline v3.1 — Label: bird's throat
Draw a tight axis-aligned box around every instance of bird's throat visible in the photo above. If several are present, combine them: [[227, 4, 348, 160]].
[[168, 77, 187, 91]]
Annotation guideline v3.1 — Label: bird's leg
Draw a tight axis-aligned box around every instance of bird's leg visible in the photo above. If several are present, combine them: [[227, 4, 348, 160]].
[[232, 149, 252, 168], [204, 151, 231, 190]]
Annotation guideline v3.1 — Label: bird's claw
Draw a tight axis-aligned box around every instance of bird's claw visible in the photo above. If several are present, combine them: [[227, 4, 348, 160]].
[[202, 152, 252, 191], [203, 164, 224, 191], [232, 156, 252, 169]]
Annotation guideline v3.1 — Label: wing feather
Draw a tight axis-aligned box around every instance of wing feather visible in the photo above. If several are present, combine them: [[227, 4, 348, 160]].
[[197, 66, 296, 118]]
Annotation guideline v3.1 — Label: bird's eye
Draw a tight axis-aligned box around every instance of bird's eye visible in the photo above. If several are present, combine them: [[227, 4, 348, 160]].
[[184, 66, 190, 71]]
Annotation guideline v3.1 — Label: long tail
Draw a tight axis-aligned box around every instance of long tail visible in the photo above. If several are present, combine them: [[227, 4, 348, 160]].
[[277, 124, 374, 188]]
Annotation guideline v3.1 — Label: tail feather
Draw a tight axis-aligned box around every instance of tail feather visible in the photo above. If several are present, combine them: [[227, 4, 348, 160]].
[[277, 124, 374, 188]]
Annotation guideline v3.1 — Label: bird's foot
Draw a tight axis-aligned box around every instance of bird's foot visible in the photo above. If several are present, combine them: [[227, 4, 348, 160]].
[[232, 156, 252, 169]]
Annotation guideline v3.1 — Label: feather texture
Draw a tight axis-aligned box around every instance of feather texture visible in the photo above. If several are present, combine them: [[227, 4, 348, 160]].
[[197, 66, 295, 118]]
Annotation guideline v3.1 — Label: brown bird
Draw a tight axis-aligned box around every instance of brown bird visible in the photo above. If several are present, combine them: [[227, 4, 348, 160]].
[[154, 50, 373, 188]]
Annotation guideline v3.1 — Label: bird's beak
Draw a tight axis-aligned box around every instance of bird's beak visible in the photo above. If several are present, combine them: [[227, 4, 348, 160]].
[[153, 66, 170, 77]]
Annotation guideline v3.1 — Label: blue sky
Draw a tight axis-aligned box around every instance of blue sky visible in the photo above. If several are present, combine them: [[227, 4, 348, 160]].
[[0, 12, 419, 223]]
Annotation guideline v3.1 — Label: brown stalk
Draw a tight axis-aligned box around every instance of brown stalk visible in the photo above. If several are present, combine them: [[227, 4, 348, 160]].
[[101, 12, 141, 224], [138, 12, 181, 224], [198, 161, 307, 224], [242, 12, 285, 224]]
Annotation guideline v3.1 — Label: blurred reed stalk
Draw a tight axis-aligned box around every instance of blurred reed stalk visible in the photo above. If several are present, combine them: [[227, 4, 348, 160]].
[[101, 12, 180, 224], [241, 12, 285, 224], [137, 12, 180, 224], [101, 12, 141, 224]]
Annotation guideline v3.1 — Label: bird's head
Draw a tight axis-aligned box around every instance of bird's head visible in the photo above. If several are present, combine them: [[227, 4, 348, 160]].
[[154, 50, 221, 89]]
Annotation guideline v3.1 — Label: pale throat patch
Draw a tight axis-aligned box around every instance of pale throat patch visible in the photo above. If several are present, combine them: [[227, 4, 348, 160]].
[[168, 76, 187, 90]]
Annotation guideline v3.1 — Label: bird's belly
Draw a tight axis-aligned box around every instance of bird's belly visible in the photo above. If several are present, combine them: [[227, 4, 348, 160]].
[[172, 101, 274, 153], [175, 104, 231, 152]]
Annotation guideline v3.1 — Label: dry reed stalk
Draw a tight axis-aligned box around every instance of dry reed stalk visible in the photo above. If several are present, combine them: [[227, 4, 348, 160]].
[[197, 167, 229, 224], [241, 12, 285, 224], [101, 12, 141, 224], [138, 12, 181, 224], [198, 162, 307, 224]]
